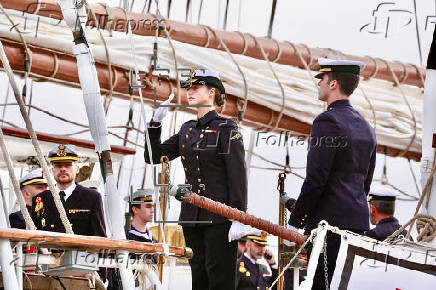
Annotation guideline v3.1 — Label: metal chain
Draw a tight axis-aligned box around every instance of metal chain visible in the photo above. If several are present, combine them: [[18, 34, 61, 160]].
[[323, 237, 329, 290]]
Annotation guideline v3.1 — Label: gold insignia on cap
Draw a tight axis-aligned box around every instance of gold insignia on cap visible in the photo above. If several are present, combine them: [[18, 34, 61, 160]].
[[261, 231, 267, 240], [57, 145, 67, 157]]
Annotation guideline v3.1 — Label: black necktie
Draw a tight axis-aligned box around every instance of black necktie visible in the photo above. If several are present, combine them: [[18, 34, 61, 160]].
[[59, 191, 66, 205]]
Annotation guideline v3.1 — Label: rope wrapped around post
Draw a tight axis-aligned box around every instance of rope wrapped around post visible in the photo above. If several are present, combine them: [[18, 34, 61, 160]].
[[179, 191, 306, 245]]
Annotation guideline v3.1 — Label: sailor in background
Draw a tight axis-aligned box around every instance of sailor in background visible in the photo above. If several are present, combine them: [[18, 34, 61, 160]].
[[236, 230, 277, 290], [31, 144, 106, 237], [364, 189, 410, 241], [144, 69, 247, 290], [126, 189, 157, 243], [9, 168, 47, 229], [287, 59, 377, 290]]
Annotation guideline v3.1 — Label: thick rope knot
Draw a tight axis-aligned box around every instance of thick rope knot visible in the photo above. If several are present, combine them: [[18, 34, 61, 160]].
[[416, 214, 436, 243]]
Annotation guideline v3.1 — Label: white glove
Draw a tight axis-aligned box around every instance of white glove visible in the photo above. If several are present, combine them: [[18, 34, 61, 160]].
[[228, 220, 246, 242], [57, 0, 88, 32], [152, 93, 175, 123]]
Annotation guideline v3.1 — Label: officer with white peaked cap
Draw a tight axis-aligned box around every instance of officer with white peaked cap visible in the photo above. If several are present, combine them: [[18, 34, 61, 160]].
[[9, 168, 47, 229], [287, 58, 377, 289]]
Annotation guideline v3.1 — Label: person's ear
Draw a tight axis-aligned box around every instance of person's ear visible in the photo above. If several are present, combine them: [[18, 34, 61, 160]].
[[329, 80, 338, 90], [21, 188, 31, 199], [369, 203, 375, 214], [209, 87, 215, 97]]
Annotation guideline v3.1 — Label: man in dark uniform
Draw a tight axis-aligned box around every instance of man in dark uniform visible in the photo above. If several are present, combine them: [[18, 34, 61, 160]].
[[31, 144, 106, 237], [9, 168, 47, 229], [364, 189, 410, 241], [236, 230, 277, 290], [126, 189, 157, 243], [287, 58, 377, 290], [144, 69, 247, 290]]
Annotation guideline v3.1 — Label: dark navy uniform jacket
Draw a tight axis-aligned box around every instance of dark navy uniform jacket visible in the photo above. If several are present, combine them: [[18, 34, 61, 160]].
[[9, 206, 32, 229], [289, 100, 376, 234], [236, 254, 278, 290], [144, 110, 247, 227], [364, 216, 410, 241], [127, 226, 157, 243], [127, 226, 158, 264], [31, 184, 106, 237]]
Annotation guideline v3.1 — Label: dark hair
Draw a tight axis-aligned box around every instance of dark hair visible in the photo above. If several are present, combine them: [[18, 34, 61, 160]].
[[327, 72, 360, 96], [130, 204, 140, 216], [208, 86, 226, 107], [372, 200, 395, 215]]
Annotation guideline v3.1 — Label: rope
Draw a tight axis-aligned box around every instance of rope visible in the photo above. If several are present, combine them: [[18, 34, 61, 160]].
[[0, 3, 32, 75], [412, 0, 423, 66], [88, 4, 114, 103], [358, 87, 377, 130], [384, 214, 436, 243], [201, 25, 211, 48], [251, 35, 286, 130], [0, 103, 145, 148], [247, 150, 305, 179], [385, 153, 436, 242], [50, 53, 59, 78], [364, 56, 379, 79], [285, 41, 318, 89], [197, 0, 203, 24], [207, 26, 248, 121], [271, 38, 283, 63], [411, 63, 426, 88], [270, 231, 313, 289], [0, 128, 36, 231], [0, 39, 73, 233], [408, 159, 421, 197], [380, 58, 417, 157], [235, 31, 249, 55], [267, 0, 277, 38], [153, 2, 182, 115], [0, 177, 11, 228], [395, 61, 409, 84]]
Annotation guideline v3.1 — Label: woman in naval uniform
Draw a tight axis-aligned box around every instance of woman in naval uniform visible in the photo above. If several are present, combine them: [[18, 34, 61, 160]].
[[144, 69, 247, 290]]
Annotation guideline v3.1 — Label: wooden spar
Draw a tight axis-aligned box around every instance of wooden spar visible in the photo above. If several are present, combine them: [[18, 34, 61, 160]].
[[1, 126, 136, 155], [0, 0, 426, 88], [158, 156, 170, 282], [180, 191, 307, 246], [0, 38, 422, 161], [0, 228, 193, 258]]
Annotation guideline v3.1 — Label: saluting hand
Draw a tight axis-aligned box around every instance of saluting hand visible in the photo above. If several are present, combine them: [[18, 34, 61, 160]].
[[152, 90, 176, 123]]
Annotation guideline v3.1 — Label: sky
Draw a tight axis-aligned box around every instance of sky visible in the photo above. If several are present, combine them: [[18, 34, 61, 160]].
[[0, 0, 433, 240]]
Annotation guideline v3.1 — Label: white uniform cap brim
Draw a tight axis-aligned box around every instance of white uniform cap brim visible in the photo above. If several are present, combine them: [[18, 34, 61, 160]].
[[194, 69, 221, 79], [318, 58, 366, 72], [369, 187, 399, 197], [19, 168, 44, 185]]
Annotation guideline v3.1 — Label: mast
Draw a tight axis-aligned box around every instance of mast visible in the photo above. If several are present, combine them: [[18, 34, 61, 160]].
[[420, 26, 436, 233], [56, 0, 136, 288]]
